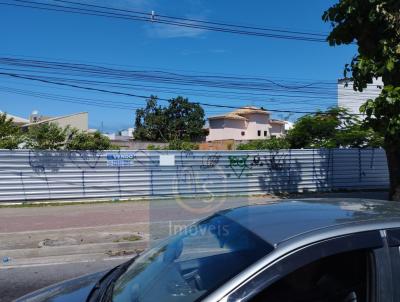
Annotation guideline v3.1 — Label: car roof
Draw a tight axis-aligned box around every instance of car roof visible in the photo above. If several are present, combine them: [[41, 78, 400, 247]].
[[219, 198, 400, 246]]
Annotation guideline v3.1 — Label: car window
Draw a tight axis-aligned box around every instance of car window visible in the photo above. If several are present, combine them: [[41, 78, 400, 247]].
[[225, 231, 383, 302], [112, 214, 273, 302], [251, 249, 371, 302]]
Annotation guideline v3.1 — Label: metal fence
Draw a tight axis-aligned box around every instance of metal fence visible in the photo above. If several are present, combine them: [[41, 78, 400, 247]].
[[0, 149, 389, 202]]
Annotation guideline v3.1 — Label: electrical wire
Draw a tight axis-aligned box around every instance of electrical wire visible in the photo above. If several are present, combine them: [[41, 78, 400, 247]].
[[0, 0, 330, 43], [0, 71, 365, 115]]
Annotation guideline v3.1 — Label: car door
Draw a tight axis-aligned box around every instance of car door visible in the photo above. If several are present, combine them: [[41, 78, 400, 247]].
[[385, 228, 400, 301], [223, 230, 392, 302]]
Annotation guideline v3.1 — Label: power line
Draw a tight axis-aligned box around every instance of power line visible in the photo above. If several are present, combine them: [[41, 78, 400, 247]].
[[0, 86, 139, 110], [0, 0, 329, 43], [0, 57, 340, 96], [0, 71, 365, 115], [0, 56, 381, 115], [0, 65, 340, 110], [56, 0, 328, 37], [0, 52, 338, 83]]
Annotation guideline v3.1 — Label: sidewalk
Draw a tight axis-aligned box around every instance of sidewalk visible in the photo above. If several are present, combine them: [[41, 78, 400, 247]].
[[0, 196, 259, 268]]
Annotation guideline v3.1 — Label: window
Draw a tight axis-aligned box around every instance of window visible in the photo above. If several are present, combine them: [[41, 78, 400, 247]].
[[227, 231, 383, 302], [251, 250, 371, 302], [241, 131, 245, 136], [113, 214, 273, 302], [257, 130, 261, 137], [264, 131, 267, 137]]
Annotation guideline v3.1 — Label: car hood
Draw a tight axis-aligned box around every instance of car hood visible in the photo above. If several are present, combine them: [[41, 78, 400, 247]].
[[15, 271, 106, 302]]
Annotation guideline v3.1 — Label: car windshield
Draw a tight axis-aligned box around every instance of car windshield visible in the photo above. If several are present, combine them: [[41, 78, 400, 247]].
[[112, 213, 273, 302]]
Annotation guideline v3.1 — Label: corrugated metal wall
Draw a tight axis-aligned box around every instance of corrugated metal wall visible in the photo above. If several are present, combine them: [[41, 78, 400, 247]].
[[0, 149, 389, 202]]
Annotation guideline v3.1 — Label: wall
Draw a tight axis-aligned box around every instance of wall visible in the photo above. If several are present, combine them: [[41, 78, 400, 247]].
[[207, 119, 247, 141], [243, 113, 270, 140], [338, 78, 382, 116], [0, 149, 389, 203], [270, 123, 285, 137], [58, 113, 88, 131]]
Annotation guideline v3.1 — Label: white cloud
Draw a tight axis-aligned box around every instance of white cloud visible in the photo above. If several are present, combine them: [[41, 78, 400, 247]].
[[84, 0, 209, 39], [180, 48, 228, 56], [145, 22, 206, 38]]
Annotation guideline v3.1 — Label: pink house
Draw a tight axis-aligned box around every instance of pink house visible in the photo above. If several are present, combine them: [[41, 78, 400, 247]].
[[206, 106, 287, 142]]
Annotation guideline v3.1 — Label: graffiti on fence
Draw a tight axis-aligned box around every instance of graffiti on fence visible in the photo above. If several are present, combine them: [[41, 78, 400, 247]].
[[248, 152, 288, 171], [200, 154, 221, 170], [28, 150, 105, 172], [68, 151, 102, 169], [228, 155, 250, 178], [28, 150, 66, 173]]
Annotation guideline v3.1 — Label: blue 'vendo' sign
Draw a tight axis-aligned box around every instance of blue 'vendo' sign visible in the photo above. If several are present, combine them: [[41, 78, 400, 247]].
[[106, 153, 135, 167]]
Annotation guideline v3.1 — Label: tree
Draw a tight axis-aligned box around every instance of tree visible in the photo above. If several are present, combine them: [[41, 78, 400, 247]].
[[134, 96, 168, 141], [0, 113, 22, 149], [134, 96, 205, 141], [66, 130, 114, 151], [165, 96, 205, 141], [26, 123, 69, 150], [286, 107, 382, 148], [323, 0, 400, 200]]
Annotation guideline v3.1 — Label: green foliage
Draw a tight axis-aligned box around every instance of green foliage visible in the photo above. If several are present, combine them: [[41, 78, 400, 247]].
[[237, 107, 382, 150], [286, 107, 382, 148], [134, 96, 167, 141], [0, 113, 22, 149], [134, 96, 205, 141], [324, 0, 400, 200], [146, 144, 158, 150], [323, 0, 400, 89], [165, 96, 205, 141], [146, 140, 198, 150], [26, 123, 70, 150], [66, 130, 114, 151], [26, 123, 114, 151], [167, 140, 199, 151], [360, 85, 400, 146], [237, 137, 290, 150]]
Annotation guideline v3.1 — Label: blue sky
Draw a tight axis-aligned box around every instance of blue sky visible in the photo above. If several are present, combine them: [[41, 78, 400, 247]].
[[0, 0, 357, 132]]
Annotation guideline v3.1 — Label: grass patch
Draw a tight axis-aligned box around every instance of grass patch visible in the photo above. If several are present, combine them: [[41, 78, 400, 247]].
[[113, 234, 142, 243]]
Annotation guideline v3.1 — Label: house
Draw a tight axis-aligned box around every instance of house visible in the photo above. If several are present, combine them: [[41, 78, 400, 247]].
[[120, 127, 135, 138], [206, 106, 288, 142], [104, 129, 135, 149], [338, 78, 382, 116], [22, 111, 88, 131]]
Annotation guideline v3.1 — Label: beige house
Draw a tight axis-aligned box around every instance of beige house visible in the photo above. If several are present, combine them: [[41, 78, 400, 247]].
[[22, 112, 88, 131], [206, 106, 287, 142]]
